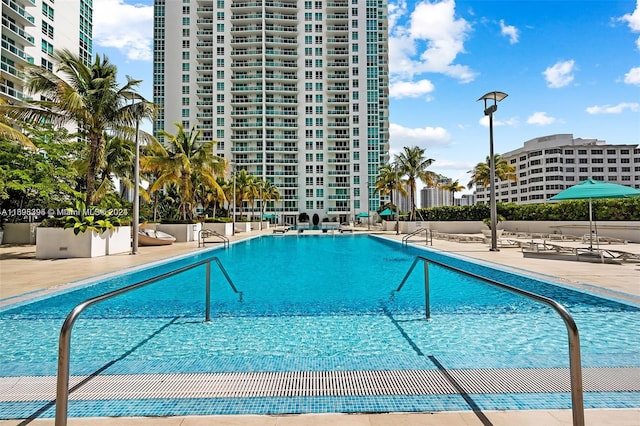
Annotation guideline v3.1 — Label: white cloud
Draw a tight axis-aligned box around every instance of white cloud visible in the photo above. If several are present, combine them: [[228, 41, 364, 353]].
[[527, 112, 556, 126], [479, 116, 518, 128], [619, 0, 640, 49], [543, 60, 576, 88], [499, 20, 519, 44], [389, 79, 435, 99], [389, 123, 452, 157], [93, 0, 154, 61], [389, 0, 476, 83], [624, 67, 640, 86], [586, 102, 640, 114]]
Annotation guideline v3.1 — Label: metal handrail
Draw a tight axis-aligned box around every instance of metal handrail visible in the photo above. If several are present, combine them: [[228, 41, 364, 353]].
[[55, 256, 242, 426], [401, 228, 432, 246], [392, 255, 584, 426], [199, 229, 230, 248]]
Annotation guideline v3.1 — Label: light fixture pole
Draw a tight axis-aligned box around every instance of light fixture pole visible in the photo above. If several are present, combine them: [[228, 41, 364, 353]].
[[230, 162, 236, 236], [367, 182, 370, 231], [131, 103, 140, 255], [477, 91, 508, 252]]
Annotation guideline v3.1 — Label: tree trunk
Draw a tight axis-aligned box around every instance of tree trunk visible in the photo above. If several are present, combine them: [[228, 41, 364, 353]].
[[85, 134, 101, 206]]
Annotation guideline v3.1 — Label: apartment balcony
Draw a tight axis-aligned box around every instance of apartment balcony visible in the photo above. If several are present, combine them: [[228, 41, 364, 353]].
[[231, 49, 263, 58], [326, 37, 348, 45], [327, 109, 349, 115], [1, 39, 34, 63], [196, 18, 213, 28], [326, 60, 348, 68], [231, 109, 263, 116], [264, 96, 297, 104], [264, 24, 296, 33], [2, 17, 34, 44], [264, 36, 297, 45], [0, 60, 24, 80], [328, 170, 350, 175], [326, 2, 349, 8], [264, 72, 297, 80], [328, 158, 350, 163], [230, 1, 262, 10], [196, 30, 213, 40], [2, 0, 35, 26], [327, 85, 348, 91], [231, 85, 264, 92], [326, 97, 348, 103], [230, 25, 263, 34], [326, 25, 348, 32], [264, 12, 297, 22], [231, 96, 264, 104]]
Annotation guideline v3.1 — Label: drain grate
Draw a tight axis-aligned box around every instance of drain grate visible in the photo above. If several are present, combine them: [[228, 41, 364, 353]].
[[1, 367, 638, 402]]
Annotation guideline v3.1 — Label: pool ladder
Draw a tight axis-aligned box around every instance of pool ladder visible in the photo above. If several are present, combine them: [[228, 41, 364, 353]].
[[54, 256, 242, 426], [401, 228, 432, 246], [392, 255, 585, 426]]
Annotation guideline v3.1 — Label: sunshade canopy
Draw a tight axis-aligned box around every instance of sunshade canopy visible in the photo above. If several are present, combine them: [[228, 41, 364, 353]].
[[379, 208, 394, 216], [356, 212, 369, 218], [262, 213, 278, 219], [549, 178, 640, 201]]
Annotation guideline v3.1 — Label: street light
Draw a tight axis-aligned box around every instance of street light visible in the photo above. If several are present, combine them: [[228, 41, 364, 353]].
[[131, 103, 141, 255], [477, 91, 508, 252], [230, 162, 236, 236], [367, 182, 370, 231]]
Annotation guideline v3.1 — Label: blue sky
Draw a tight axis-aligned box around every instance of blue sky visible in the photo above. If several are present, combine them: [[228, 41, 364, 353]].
[[93, 0, 640, 192]]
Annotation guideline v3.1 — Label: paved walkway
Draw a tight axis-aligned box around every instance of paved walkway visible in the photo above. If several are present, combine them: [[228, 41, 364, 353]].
[[1, 228, 639, 425]]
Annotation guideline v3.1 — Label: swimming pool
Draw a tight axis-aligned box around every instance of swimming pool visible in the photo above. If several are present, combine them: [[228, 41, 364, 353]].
[[1, 235, 638, 419]]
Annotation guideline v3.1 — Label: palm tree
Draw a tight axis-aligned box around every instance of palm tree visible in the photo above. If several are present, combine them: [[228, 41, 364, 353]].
[[394, 146, 436, 221], [1, 49, 155, 206], [374, 163, 407, 234], [259, 179, 281, 221], [231, 169, 255, 220], [143, 123, 226, 220], [467, 154, 517, 190], [440, 179, 465, 206], [0, 99, 35, 150]]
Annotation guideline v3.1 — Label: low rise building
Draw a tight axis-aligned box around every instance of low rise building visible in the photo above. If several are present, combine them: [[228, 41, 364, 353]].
[[474, 134, 639, 205]]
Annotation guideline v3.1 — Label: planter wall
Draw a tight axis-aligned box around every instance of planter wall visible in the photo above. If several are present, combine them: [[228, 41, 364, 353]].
[[36, 228, 107, 259], [2, 223, 39, 244], [202, 222, 233, 236], [156, 223, 201, 242], [105, 226, 131, 255], [234, 222, 251, 233]]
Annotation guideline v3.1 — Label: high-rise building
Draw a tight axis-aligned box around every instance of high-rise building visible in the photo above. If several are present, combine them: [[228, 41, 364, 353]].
[[420, 177, 454, 208], [153, 0, 390, 225], [474, 134, 639, 205], [1, 0, 93, 102]]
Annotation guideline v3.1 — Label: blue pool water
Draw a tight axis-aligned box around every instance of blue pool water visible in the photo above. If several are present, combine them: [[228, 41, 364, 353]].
[[1, 235, 639, 418]]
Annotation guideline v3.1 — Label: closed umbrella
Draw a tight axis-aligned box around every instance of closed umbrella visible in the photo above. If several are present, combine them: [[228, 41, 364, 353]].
[[549, 178, 640, 249]]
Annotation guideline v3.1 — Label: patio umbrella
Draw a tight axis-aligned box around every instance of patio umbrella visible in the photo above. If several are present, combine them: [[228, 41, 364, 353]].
[[263, 213, 278, 219], [379, 208, 394, 216], [356, 212, 369, 218], [549, 178, 640, 249]]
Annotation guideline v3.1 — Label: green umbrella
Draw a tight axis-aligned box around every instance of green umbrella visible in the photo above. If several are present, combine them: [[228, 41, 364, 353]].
[[549, 178, 640, 249], [356, 212, 369, 218], [379, 208, 394, 216]]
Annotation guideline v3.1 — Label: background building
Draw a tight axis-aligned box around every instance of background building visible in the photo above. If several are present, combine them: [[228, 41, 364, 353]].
[[420, 177, 453, 208], [153, 0, 390, 225], [1, 0, 92, 103], [474, 134, 639, 205]]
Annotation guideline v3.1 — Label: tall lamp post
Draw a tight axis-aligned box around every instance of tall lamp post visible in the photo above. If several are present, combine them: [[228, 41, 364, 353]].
[[131, 103, 141, 255], [477, 91, 508, 252], [367, 182, 370, 231], [230, 162, 236, 236]]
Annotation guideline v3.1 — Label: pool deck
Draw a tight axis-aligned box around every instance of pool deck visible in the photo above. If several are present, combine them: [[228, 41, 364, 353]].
[[1, 227, 639, 425]]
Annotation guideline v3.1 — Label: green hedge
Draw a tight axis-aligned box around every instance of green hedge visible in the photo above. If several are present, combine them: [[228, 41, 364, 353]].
[[417, 198, 640, 221]]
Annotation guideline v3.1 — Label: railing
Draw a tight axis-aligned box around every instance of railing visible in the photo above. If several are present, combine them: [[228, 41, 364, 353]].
[[401, 228, 432, 247], [55, 256, 242, 426], [391, 255, 584, 426], [199, 229, 230, 248]]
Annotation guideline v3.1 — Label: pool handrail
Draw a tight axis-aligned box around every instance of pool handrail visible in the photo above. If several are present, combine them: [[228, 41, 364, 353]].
[[392, 255, 584, 426], [198, 229, 229, 248], [54, 256, 241, 426], [401, 228, 432, 247]]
